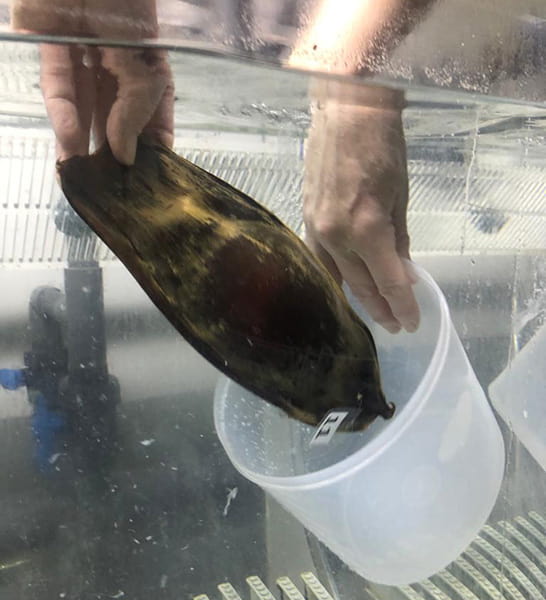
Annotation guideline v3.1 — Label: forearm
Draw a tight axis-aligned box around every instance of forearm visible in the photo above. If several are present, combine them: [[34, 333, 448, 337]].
[[290, 0, 437, 75], [10, 0, 158, 39]]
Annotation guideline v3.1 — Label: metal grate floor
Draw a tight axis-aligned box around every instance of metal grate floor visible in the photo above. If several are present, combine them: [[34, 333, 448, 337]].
[[193, 512, 546, 600], [402, 511, 546, 600], [194, 572, 334, 600]]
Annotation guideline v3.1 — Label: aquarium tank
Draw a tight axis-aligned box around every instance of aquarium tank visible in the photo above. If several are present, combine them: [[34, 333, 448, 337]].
[[0, 1, 545, 599]]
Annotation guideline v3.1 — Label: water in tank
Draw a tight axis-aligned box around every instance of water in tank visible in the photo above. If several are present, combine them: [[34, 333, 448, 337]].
[[0, 1, 545, 599]]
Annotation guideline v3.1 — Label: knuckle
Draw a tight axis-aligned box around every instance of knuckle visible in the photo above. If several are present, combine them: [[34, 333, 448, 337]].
[[354, 212, 390, 242], [359, 164, 406, 199], [305, 212, 347, 245], [350, 281, 380, 300], [153, 60, 173, 83], [377, 279, 408, 299]]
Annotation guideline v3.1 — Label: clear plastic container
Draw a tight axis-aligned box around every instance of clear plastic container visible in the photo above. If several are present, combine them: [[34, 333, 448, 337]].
[[214, 263, 506, 585], [489, 322, 546, 471]]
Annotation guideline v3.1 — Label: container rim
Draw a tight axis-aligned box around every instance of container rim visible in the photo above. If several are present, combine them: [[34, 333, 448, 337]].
[[214, 263, 452, 490]]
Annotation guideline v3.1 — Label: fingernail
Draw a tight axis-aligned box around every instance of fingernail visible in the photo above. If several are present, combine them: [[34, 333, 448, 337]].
[[382, 321, 401, 334], [404, 320, 419, 333]]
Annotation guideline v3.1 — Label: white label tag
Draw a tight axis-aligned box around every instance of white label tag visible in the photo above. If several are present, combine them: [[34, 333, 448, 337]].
[[310, 410, 350, 446]]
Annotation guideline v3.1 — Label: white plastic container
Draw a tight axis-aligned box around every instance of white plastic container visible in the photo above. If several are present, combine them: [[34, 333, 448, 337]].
[[214, 263, 505, 585]]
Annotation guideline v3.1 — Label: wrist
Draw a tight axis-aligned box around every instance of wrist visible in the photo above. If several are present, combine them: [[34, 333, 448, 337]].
[[310, 79, 406, 112]]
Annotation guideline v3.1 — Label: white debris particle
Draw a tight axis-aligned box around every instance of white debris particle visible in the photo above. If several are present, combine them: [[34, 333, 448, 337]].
[[160, 575, 168, 589], [145, 535, 153, 541], [111, 592, 125, 599], [139, 439, 155, 447], [49, 453, 62, 464], [222, 487, 238, 517]]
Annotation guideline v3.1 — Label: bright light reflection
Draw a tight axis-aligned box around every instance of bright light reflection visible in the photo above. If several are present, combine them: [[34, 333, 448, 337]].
[[306, 0, 373, 52], [289, 0, 393, 72]]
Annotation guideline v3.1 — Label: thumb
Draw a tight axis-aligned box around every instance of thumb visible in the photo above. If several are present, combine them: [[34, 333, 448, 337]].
[[101, 47, 172, 165]]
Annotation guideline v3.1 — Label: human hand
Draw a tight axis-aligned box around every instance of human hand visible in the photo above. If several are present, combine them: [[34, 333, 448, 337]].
[[11, 0, 174, 164], [303, 80, 419, 333], [39, 44, 174, 165]]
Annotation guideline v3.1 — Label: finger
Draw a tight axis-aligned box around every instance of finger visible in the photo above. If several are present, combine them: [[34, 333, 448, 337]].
[[40, 44, 96, 160], [100, 47, 173, 165], [142, 65, 175, 149], [328, 248, 402, 333], [353, 217, 420, 332], [91, 48, 117, 149], [391, 199, 419, 285]]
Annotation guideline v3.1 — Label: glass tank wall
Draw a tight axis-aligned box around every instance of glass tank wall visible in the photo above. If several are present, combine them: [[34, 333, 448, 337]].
[[0, 2, 545, 600]]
